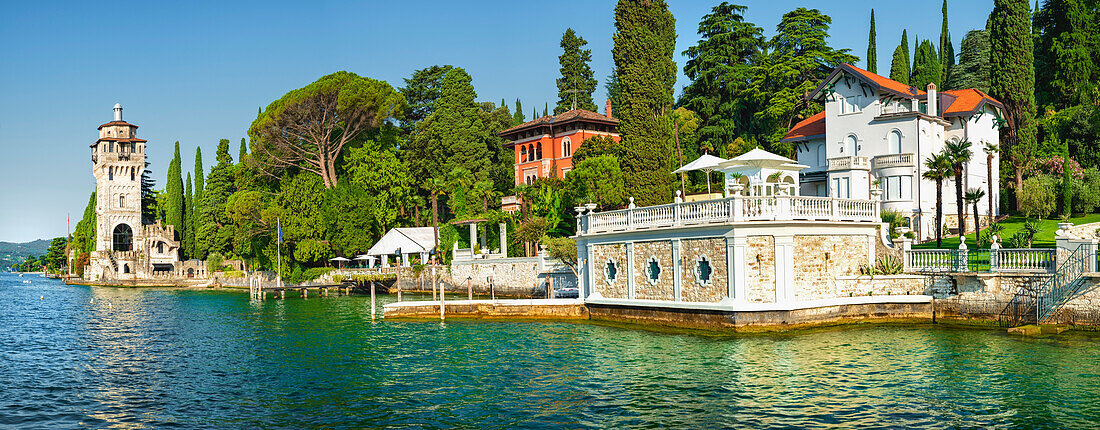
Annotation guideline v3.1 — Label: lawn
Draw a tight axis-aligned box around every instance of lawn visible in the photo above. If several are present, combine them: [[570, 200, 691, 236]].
[[912, 213, 1100, 250]]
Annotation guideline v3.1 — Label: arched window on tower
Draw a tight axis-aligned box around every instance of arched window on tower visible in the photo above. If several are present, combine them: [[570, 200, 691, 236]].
[[108, 168, 114, 181], [119, 195, 125, 208], [889, 130, 902, 154], [535, 143, 542, 160], [562, 137, 572, 157], [520, 146, 528, 163], [112, 224, 133, 252], [130, 168, 135, 181]]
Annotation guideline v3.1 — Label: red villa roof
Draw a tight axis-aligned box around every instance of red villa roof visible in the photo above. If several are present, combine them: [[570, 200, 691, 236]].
[[97, 120, 139, 130], [499, 109, 617, 139], [781, 112, 826, 143], [941, 88, 1004, 117]]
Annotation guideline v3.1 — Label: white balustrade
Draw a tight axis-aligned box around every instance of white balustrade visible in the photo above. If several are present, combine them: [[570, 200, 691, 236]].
[[994, 249, 1056, 272], [872, 153, 915, 169], [582, 195, 881, 234]]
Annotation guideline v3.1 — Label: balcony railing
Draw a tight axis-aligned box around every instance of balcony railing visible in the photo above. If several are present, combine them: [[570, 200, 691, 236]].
[[580, 195, 881, 235], [828, 156, 871, 171], [872, 153, 915, 169]]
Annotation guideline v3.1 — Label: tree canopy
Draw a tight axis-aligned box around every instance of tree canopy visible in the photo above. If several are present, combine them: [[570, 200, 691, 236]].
[[555, 28, 598, 113]]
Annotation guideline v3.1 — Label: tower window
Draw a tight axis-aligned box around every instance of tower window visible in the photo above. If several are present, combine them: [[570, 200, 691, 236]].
[[562, 137, 572, 157], [130, 169, 135, 181], [119, 195, 125, 208], [109, 169, 114, 181]]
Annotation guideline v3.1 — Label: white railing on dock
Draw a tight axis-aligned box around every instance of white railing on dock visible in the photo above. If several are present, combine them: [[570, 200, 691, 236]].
[[904, 248, 1057, 273], [580, 195, 881, 235], [906, 249, 960, 272], [993, 249, 1056, 272]]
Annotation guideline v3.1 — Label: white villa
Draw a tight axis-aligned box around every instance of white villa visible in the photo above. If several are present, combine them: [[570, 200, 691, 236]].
[[783, 63, 1004, 241]]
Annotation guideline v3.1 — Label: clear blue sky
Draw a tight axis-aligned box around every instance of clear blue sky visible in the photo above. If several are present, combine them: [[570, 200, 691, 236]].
[[0, 0, 995, 243]]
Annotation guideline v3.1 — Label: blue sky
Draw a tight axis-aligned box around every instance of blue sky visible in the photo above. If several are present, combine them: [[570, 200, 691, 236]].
[[0, 0, 995, 243]]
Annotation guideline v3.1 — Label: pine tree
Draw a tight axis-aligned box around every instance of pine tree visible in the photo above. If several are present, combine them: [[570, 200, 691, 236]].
[[940, 0, 956, 85], [867, 9, 878, 73], [184, 173, 193, 259], [947, 29, 991, 92], [513, 98, 524, 125], [990, 0, 1037, 209], [890, 30, 911, 84], [911, 39, 943, 90], [555, 28, 598, 114], [165, 142, 185, 239], [613, 0, 678, 205], [408, 68, 491, 184]]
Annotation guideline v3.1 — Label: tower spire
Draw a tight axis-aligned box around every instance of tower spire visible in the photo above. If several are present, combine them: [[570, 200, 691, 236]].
[[113, 103, 123, 121]]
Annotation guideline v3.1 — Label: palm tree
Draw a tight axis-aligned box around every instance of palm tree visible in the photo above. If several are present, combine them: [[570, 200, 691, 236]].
[[945, 140, 973, 238], [446, 167, 474, 218], [470, 179, 497, 214], [423, 177, 448, 260], [923, 152, 953, 247], [965, 188, 986, 247], [984, 142, 999, 222]]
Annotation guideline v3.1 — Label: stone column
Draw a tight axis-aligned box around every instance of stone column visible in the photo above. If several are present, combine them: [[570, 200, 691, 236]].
[[585, 243, 595, 299], [774, 236, 795, 303], [499, 223, 508, 257], [627, 242, 636, 300], [672, 239, 682, 301], [732, 236, 747, 301], [469, 223, 477, 253], [726, 239, 736, 300]]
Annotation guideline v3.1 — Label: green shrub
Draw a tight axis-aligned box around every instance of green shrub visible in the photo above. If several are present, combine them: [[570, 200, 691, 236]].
[[299, 267, 335, 282], [222, 270, 244, 278], [1019, 175, 1058, 219]]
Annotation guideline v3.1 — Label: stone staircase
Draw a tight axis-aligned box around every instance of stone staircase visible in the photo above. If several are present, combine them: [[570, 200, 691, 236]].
[[1000, 243, 1094, 327]]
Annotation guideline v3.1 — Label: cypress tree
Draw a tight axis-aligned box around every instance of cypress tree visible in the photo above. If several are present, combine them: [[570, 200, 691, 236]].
[[555, 28, 599, 114], [184, 173, 193, 259], [513, 98, 524, 125], [543, 103, 548, 117], [990, 0, 1037, 208], [165, 142, 185, 239], [238, 137, 247, 162], [1037, 0, 1096, 108], [890, 30, 911, 84], [613, 0, 677, 205], [940, 0, 956, 85], [867, 9, 877, 73], [71, 192, 97, 254], [911, 40, 943, 90], [533, 107, 538, 119], [947, 29, 992, 92], [196, 139, 236, 258], [192, 147, 204, 257]]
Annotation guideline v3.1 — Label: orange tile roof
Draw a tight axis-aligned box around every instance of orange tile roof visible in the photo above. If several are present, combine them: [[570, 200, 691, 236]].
[[782, 111, 826, 142], [500, 109, 617, 137], [95, 137, 147, 143], [842, 63, 926, 97], [97, 120, 139, 130], [941, 88, 1004, 116]]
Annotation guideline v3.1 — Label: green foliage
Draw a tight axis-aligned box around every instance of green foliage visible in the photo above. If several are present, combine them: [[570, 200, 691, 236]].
[[165, 142, 185, 237], [990, 0, 1038, 181], [881, 209, 907, 238], [1034, 0, 1098, 110], [184, 173, 193, 259], [748, 7, 857, 154], [613, 0, 677, 206], [541, 236, 579, 276], [910, 39, 942, 90], [890, 30, 911, 85], [345, 144, 411, 232], [940, 0, 955, 85], [571, 135, 625, 163], [43, 237, 68, 272], [566, 155, 627, 211], [513, 98, 524, 125], [238, 137, 247, 162], [323, 182, 382, 257], [401, 65, 454, 127], [1071, 168, 1100, 213], [71, 192, 97, 254], [292, 238, 331, 264], [250, 71, 404, 188], [407, 67, 490, 188], [195, 139, 237, 259], [140, 161, 158, 224], [946, 29, 991, 91], [1020, 175, 1058, 219], [1040, 105, 1100, 169], [923, 152, 953, 247], [205, 252, 224, 274], [556, 28, 598, 113], [679, 2, 764, 152], [944, 139, 973, 236], [867, 9, 877, 73]]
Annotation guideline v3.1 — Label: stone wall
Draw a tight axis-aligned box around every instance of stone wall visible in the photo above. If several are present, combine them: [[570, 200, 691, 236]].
[[592, 243, 628, 299], [792, 235, 867, 301], [834, 275, 926, 297], [633, 240, 674, 301], [448, 257, 575, 297], [745, 236, 775, 303], [934, 273, 1100, 327], [679, 238, 728, 303]]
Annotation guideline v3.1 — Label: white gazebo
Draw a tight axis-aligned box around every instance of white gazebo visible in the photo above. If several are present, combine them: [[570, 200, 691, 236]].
[[367, 227, 436, 267], [716, 148, 808, 197]]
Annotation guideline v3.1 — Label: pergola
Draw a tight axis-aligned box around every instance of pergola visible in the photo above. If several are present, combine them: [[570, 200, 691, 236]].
[[716, 148, 808, 197]]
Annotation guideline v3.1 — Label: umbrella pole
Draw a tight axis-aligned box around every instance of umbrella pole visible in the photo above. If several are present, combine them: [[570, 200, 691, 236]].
[[706, 171, 712, 195]]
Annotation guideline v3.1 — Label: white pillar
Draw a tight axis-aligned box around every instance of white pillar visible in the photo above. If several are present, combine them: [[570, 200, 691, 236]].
[[733, 236, 747, 301], [627, 242, 635, 300], [672, 239, 682, 301], [774, 236, 795, 303], [469, 223, 477, 252], [499, 223, 508, 257]]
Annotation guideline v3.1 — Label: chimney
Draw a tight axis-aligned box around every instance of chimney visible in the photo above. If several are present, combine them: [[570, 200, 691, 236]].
[[926, 83, 937, 116], [605, 99, 613, 119]]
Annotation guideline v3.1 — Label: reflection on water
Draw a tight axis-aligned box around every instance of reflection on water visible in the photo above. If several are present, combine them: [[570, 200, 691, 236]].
[[2, 273, 1099, 429]]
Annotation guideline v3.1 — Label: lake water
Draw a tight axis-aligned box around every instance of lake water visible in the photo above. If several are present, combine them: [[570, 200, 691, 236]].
[[2, 272, 1099, 429]]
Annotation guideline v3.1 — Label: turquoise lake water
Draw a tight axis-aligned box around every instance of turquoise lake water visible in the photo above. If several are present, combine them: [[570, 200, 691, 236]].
[[2, 272, 1099, 429]]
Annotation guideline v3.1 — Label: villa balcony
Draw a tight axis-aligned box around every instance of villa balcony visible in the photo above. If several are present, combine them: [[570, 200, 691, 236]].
[[872, 153, 915, 170], [828, 156, 871, 171], [578, 195, 881, 236]]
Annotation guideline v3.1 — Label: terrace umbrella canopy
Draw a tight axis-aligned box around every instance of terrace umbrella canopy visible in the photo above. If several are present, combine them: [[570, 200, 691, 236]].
[[673, 153, 729, 194], [329, 256, 350, 268]]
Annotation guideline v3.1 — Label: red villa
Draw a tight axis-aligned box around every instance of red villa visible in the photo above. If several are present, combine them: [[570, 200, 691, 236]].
[[498, 101, 619, 212]]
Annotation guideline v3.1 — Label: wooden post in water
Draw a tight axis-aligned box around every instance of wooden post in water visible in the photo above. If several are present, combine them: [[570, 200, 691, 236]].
[[302, 288, 308, 299], [396, 265, 403, 302], [431, 265, 437, 300], [467, 277, 472, 301], [440, 277, 445, 321], [370, 281, 376, 322]]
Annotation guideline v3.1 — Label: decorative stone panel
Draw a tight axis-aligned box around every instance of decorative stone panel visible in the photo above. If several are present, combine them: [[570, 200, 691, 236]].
[[793, 235, 869, 301], [679, 238, 728, 303], [745, 236, 775, 303], [632, 240, 674, 301], [592, 243, 628, 299]]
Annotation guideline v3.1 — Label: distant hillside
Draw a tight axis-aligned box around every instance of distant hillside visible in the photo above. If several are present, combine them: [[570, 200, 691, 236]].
[[0, 239, 52, 269]]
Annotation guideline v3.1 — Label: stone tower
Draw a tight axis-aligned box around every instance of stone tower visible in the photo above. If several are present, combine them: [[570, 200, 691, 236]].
[[91, 103, 146, 253]]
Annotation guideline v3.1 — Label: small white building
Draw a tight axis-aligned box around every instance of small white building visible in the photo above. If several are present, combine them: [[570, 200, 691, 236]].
[[784, 64, 1004, 240], [366, 227, 436, 267]]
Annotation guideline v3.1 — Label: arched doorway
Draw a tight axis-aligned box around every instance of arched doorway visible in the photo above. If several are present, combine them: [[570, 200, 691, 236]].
[[122, 264, 130, 274], [113, 224, 133, 251], [187, 268, 195, 278]]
